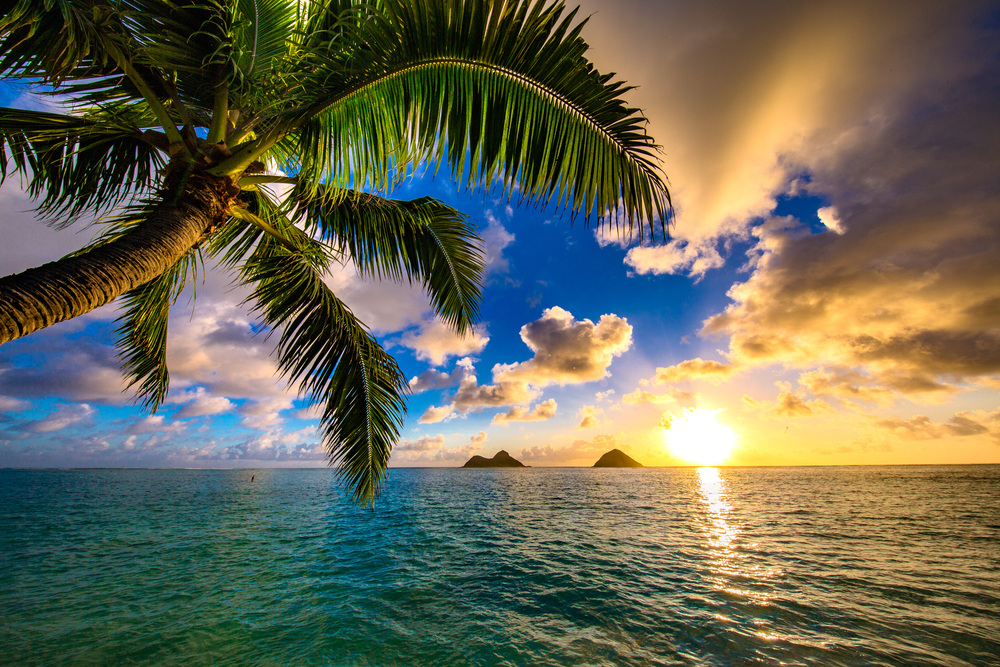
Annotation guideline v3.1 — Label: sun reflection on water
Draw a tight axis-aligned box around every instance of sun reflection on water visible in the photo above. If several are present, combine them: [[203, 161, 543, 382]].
[[697, 467, 780, 607], [698, 467, 739, 553]]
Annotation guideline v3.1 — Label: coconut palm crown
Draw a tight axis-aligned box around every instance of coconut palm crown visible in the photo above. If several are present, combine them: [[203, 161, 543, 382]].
[[0, 0, 671, 504]]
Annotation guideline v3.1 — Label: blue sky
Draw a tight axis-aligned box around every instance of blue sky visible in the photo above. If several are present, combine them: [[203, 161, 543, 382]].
[[1, 0, 999, 469]]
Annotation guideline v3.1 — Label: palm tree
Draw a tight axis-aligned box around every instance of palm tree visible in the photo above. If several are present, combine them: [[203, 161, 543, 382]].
[[0, 0, 670, 503]]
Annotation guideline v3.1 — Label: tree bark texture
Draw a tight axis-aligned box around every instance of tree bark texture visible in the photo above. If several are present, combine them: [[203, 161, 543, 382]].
[[0, 173, 240, 345]]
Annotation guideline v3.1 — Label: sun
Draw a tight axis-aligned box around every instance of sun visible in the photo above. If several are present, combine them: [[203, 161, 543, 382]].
[[664, 408, 736, 465]]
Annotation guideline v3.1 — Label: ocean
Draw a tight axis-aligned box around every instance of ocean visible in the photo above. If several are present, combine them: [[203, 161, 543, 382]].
[[1, 466, 998, 666]]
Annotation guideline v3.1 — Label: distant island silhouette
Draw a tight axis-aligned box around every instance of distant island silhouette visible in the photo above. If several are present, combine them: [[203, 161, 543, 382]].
[[462, 450, 527, 468], [593, 449, 643, 467]]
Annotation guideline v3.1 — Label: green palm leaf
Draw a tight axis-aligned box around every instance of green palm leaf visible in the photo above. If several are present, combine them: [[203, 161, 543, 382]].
[[0, 0, 118, 84], [288, 183, 484, 335], [273, 0, 671, 238], [0, 106, 165, 223], [243, 233, 407, 506], [114, 249, 200, 412]]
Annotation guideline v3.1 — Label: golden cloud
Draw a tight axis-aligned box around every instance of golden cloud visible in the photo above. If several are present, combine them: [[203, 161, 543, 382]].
[[652, 358, 737, 385], [492, 399, 558, 425]]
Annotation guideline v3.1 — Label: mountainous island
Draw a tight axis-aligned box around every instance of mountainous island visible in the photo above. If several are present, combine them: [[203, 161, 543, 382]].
[[593, 449, 644, 467], [462, 450, 527, 468]]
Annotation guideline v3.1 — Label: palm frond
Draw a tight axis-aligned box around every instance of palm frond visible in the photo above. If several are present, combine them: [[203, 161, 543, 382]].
[[278, 0, 671, 239], [0, 106, 165, 224], [0, 0, 119, 84], [243, 233, 408, 505], [114, 249, 199, 412], [231, 0, 297, 83], [288, 183, 484, 335], [209, 186, 332, 269]]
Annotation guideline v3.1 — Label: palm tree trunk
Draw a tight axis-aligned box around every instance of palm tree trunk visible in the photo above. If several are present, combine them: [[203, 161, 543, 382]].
[[0, 174, 240, 345]]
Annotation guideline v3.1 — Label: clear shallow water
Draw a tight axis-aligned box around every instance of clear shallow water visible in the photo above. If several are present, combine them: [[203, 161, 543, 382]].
[[1, 466, 998, 666]]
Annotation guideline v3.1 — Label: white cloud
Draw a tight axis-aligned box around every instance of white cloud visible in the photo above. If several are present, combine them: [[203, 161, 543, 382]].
[[421, 308, 632, 420], [624, 240, 727, 278], [0, 396, 29, 412], [398, 319, 489, 366], [26, 403, 94, 433], [125, 414, 186, 435], [492, 398, 558, 425], [322, 260, 431, 334], [418, 404, 457, 424], [170, 388, 234, 418], [493, 307, 633, 387], [817, 206, 843, 234], [481, 210, 515, 275], [395, 433, 447, 452]]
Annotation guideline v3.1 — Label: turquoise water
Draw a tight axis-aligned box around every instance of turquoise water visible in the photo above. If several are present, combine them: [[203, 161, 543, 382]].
[[1, 466, 998, 666]]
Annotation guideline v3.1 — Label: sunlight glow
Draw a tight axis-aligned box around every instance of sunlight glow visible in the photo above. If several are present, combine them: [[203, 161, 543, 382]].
[[664, 408, 736, 465]]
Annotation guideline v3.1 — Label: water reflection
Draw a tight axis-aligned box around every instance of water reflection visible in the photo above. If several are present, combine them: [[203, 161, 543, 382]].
[[697, 467, 777, 609], [698, 467, 739, 556]]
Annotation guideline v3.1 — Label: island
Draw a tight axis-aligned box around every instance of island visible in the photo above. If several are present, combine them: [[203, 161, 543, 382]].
[[593, 449, 643, 467], [462, 450, 527, 468]]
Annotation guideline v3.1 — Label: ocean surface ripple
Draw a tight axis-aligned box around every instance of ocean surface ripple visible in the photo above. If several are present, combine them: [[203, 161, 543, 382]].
[[1, 466, 998, 666]]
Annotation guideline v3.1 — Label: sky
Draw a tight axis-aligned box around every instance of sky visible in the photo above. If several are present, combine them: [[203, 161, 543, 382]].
[[1, 0, 998, 469]]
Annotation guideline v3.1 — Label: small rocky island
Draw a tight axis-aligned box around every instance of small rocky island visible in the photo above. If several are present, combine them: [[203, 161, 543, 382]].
[[593, 449, 643, 467], [462, 450, 526, 468]]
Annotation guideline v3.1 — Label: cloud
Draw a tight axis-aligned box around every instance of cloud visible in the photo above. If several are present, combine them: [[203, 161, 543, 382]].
[[24, 403, 94, 433], [797, 368, 896, 407], [471, 431, 488, 446], [624, 241, 727, 278], [0, 183, 98, 277], [418, 404, 457, 424], [644, 6, 1000, 403], [772, 392, 834, 418], [619, 387, 697, 406], [321, 260, 433, 335], [408, 369, 456, 394], [493, 306, 632, 387], [518, 434, 621, 466], [652, 358, 737, 385], [125, 414, 185, 436], [481, 210, 515, 275], [417, 357, 539, 419], [237, 396, 296, 430], [579, 0, 991, 274], [395, 434, 447, 452], [419, 308, 632, 420], [870, 409, 1000, 441], [279, 426, 317, 445], [0, 325, 130, 403], [817, 206, 843, 234], [389, 438, 478, 466], [170, 388, 234, 418], [576, 404, 604, 429], [450, 373, 539, 413], [0, 396, 28, 412], [492, 398, 557, 425], [398, 320, 489, 366]]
